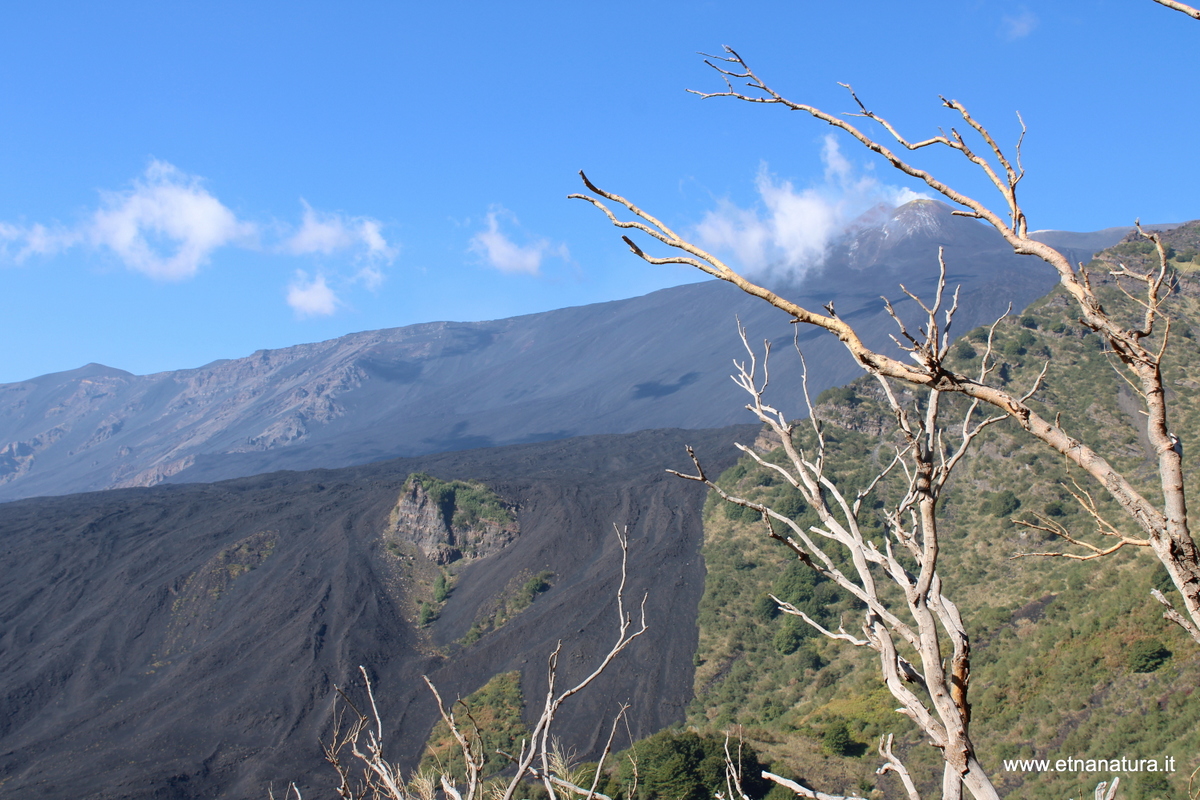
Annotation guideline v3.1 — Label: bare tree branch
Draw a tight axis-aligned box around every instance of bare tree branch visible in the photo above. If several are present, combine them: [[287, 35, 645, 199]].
[[315, 527, 648, 800], [572, 39, 1200, 643], [673, 307, 999, 798], [1152, 0, 1200, 19], [763, 770, 869, 800]]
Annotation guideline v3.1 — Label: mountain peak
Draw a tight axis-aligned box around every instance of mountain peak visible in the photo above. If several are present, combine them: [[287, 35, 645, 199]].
[[831, 198, 992, 271], [883, 198, 955, 238]]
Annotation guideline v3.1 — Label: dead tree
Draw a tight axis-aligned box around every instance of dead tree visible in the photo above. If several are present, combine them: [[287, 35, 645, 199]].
[[667, 267, 1012, 799], [319, 526, 647, 800], [569, 11, 1200, 645]]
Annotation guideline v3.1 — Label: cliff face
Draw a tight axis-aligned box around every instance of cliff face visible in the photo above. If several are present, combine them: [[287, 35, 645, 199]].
[[387, 476, 519, 564]]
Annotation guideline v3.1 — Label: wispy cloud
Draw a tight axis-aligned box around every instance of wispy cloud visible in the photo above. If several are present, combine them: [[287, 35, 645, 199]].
[[88, 160, 256, 281], [0, 160, 398, 317], [286, 271, 339, 317], [283, 201, 395, 261], [469, 208, 568, 276], [0, 221, 72, 262], [281, 202, 395, 293], [1001, 9, 1038, 40], [695, 135, 927, 282]]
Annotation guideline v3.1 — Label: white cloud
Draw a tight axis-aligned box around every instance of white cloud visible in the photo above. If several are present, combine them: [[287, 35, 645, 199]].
[[0, 221, 76, 262], [89, 160, 255, 281], [281, 202, 395, 294], [469, 208, 568, 276], [286, 271, 340, 317], [283, 201, 395, 260], [1001, 9, 1038, 40], [0, 162, 399, 319], [695, 135, 928, 282]]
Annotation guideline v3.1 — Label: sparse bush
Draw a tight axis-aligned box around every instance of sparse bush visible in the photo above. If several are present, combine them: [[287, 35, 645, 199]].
[[817, 386, 859, 407], [519, 571, 552, 605]]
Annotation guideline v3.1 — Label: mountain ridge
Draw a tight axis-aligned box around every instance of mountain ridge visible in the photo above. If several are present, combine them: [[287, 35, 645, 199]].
[[0, 202, 1133, 502]]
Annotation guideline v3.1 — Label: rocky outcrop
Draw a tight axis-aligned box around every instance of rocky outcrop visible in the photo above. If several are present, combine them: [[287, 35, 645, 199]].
[[386, 475, 518, 565]]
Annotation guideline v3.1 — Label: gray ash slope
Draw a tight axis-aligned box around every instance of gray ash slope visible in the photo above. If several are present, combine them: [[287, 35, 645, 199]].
[[0, 424, 756, 800], [0, 201, 1126, 501]]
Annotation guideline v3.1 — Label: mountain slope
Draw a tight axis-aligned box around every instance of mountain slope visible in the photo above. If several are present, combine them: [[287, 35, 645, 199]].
[[0, 424, 756, 799], [0, 202, 1127, 501], [685, 222, 1200, 799]]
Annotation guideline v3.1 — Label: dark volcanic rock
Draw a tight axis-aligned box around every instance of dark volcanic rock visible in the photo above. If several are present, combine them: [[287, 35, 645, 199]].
[[0, 424, 757, 800]]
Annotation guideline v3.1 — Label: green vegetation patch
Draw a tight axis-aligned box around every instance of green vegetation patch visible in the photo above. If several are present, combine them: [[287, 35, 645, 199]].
[[610, 729, 773, 800], [461, 570, 553, 645], [420, 671, 528, 781], [406, 472, 516, 529], [685, 224, 1200, 799]]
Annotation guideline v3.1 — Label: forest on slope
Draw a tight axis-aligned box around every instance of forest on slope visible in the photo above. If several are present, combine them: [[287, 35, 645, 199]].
[[681, 222, 1200, 800]]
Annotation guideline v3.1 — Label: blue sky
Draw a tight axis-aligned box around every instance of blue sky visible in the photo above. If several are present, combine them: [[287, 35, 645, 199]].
[[2, 1, 1197, 384]]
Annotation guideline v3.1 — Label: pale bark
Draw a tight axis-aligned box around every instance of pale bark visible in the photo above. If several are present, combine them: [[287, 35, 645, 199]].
[[1152, 0, 1200, 19], [570, 44, 1200, 643], [671, 303, 1007, 799]]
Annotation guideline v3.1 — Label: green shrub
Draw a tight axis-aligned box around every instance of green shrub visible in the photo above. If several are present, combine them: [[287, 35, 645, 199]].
[[795, 644, 826, 672], [619, 730, 771, 800], [1001, 339, 1026, 357], [817, 386, 859, 407], [1134, 773, 1171, 800], [1128, 639, 1171, 673], [1043, 500, 1066, 517], [754, 594, 779, 621], [518, 571, 552, 606], [726, 501, 759, 522], [821, 718, 855, 756], [773, 486, 805, 519], [984, 490, 1021, 518], [774, 617, 806, 655]]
